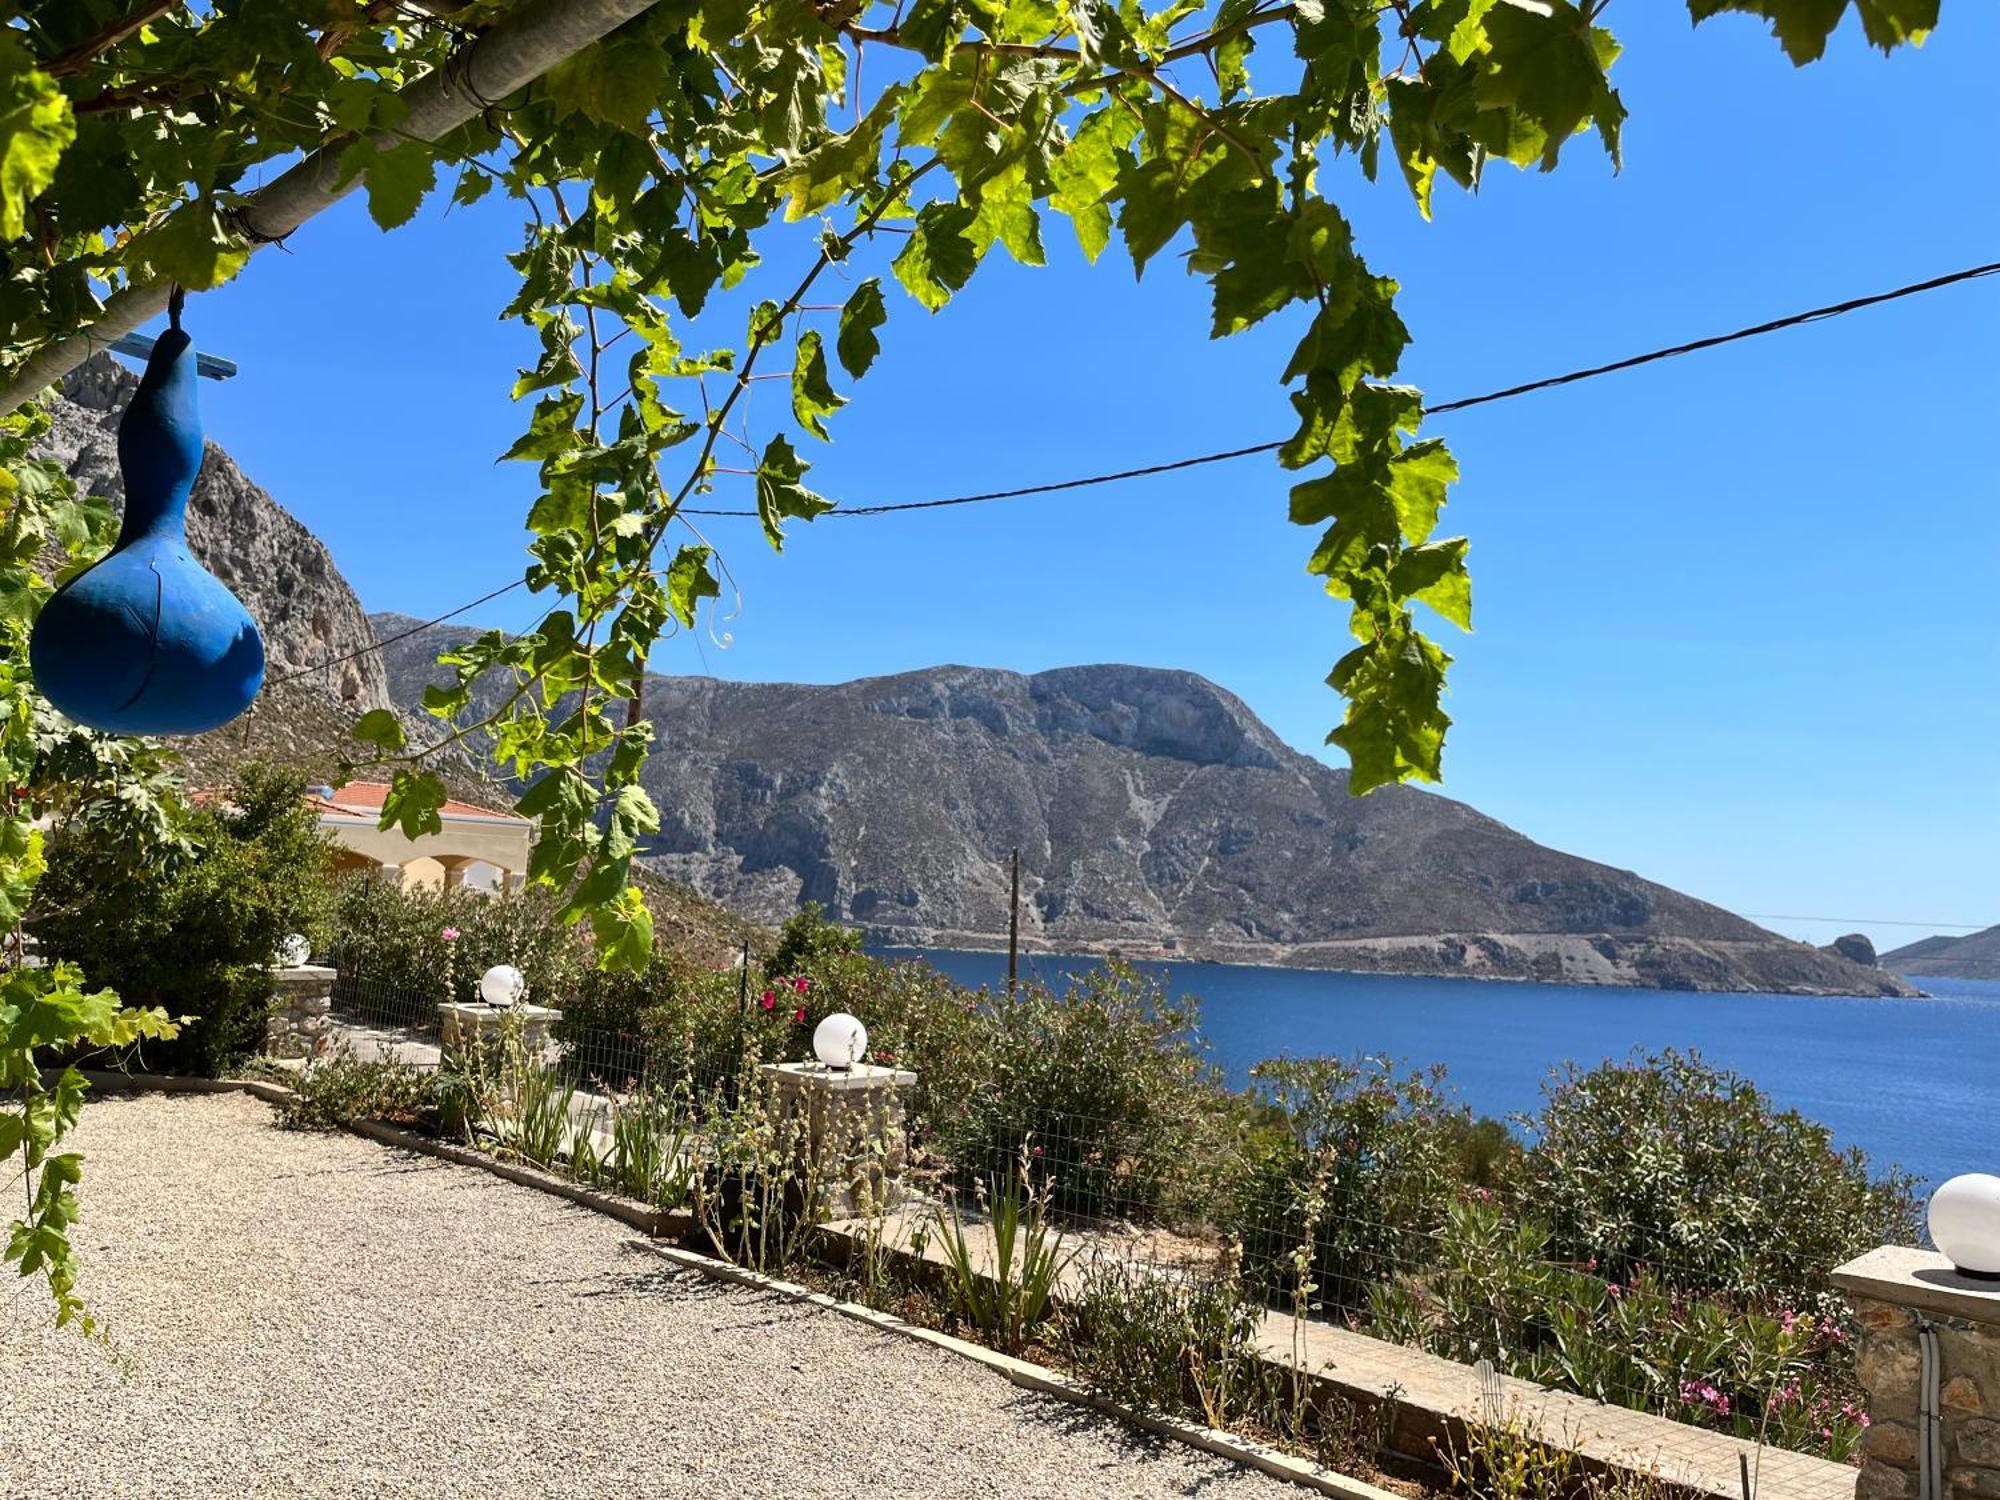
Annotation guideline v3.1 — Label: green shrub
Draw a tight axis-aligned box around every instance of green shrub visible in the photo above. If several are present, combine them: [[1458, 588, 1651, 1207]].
[[36, 762, 334, 1075], [933, 962, 1226, 1225], [280, 1046, 436, 1130], [327, 874, 586, 1020], [1524, 1049, 1920, 1313], [1059, 1255, 1269, 1429], [1230, 1055, 1471, 1313], [1368, 1195, 1865, 1461], [934, 1163, 1071, 1355]]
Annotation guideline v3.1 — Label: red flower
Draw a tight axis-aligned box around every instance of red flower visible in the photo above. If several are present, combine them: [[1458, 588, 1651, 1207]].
[[794, 1007, 807, 1024], [793, 976, 810, 994], [761, 990, 776, 1011]]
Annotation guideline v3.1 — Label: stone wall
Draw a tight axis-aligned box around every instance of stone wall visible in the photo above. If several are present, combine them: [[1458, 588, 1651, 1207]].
[[1838, 1246, 2000, 1500], [263, 965, 335, 1060]]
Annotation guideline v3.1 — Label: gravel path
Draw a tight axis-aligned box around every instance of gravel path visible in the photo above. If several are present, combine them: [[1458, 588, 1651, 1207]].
[[0, 1092, 1303, 1500]]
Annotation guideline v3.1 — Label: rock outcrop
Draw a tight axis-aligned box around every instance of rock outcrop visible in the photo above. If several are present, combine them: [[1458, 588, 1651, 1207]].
[[373, 616, 1915, 998]]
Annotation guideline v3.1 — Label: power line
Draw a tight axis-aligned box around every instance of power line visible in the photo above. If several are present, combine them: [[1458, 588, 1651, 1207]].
[[270, 258, 2000, 681], [680, 259, 2000, 520], [267, 578, 527, 689]]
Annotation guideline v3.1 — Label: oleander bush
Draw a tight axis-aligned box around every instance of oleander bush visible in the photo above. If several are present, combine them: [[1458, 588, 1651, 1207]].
[[1229, 1055, 1473, 1312], [1369, 1195, 1871, 1461], [1525, 1050, 1921, 1314], [328, 874, 585, 1017]]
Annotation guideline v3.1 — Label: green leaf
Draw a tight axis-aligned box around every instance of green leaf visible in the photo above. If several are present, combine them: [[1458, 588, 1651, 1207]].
[[790, 329, 845, 440], [1047, 107, 1134, 262], [892, 202, 980, 313], [665, 544, 719, 627], [341, 138, 436, 231], [777, 88, 903, 220], [0, 39, 72, 242], [542, 36, 673, 132], [1327, 620, 1453, 793], [755, 434, 835, 550], [350, 709, 406, 752], [589, 884, 655, 971], [122, 201, 251, 292], [379, 770, 447, 839], [1392, 537, 1474, 630], [1687, 0, 1936, 64], [1385, 439, 1458, 542], [835, 279, 887, 378]]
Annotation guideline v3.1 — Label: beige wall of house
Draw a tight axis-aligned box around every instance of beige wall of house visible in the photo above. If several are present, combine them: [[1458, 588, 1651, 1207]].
[[324, 814, 532, 891]]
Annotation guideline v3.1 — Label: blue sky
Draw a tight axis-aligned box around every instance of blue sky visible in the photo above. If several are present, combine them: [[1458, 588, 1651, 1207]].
[[161, 7, 1997, 950]]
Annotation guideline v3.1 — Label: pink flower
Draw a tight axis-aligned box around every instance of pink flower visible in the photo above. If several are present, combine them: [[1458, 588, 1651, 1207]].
[[1606, 1283, 1622, 1298], [761, 990, 776, 1011], [793, 976, 810, 994], [794, 1007, 807, 1024], [441, 926, 460, 942]]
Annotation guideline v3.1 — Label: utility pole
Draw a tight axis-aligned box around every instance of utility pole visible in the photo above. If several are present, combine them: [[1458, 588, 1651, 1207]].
[[1007, 847, 1020, 998]]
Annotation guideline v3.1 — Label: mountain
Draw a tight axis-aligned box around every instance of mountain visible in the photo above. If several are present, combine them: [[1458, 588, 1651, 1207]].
[[1881, 926, 2000, 981], [371, 614, 1912, 998]]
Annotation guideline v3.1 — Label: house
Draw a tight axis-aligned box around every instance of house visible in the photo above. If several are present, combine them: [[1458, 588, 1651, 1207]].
[[313, 781, 532, 892]]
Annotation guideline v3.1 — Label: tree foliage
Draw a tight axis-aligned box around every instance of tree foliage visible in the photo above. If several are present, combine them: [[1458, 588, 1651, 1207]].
[[36, 761, 337, 1076], [0, 0, 1945, 968]]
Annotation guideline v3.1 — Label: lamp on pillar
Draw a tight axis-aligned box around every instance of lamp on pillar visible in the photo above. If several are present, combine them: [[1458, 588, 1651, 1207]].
[[1930, 1173, 2000, 1279]]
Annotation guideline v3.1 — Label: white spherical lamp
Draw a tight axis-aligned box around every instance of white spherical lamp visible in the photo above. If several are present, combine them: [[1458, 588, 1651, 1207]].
[[275, 932, 311, 968], [812, 1012, 867, 1070], [479, 963, 526, 1008], [1931, 1174, 2000, 1279]]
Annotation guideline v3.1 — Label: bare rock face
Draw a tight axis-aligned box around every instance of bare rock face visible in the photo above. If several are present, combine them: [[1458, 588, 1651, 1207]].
[[373, 613, 1916, 999], [1829, 932, 1878, 967], [37, 354, 390, 715]]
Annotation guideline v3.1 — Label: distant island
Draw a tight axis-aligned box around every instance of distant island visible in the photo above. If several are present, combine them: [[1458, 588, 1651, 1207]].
[[1882, 925, 2000, 982]]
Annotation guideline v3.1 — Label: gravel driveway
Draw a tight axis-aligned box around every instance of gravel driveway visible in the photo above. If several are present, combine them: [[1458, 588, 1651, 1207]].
[[0, 1092, 1303, 1500]]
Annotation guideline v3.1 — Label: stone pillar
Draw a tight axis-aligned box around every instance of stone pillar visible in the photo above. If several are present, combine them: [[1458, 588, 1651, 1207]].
[[442, 864, 468, 892], [1836, 1246, 2000, 1499], [263, 965, 336, 1060], [374, 861, 404, 886], [757, 1061, 918, 1219]]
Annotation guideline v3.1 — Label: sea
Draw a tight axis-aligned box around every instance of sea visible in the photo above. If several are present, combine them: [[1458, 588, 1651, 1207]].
[[883, 946, 2000, 1192]]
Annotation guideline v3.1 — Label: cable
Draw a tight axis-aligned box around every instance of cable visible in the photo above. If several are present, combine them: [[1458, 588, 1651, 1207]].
[[265, 578, 526, 689], [678, 259, 2000, 520], [266, 259, 2000, 678]]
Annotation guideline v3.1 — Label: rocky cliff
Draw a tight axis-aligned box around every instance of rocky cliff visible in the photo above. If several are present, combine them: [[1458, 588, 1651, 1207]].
[[373, 616, 1913, 998]]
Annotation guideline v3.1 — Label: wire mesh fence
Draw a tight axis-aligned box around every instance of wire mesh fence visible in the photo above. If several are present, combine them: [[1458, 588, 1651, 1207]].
[[312, 953, 1877, 1466]]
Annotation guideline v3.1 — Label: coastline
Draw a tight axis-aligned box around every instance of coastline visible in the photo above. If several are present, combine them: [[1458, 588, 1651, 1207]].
[[867, 928, 1924, 1000]]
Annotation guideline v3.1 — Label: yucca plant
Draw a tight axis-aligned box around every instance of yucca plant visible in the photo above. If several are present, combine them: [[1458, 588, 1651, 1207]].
[[934, 1145, 1072, 1354]]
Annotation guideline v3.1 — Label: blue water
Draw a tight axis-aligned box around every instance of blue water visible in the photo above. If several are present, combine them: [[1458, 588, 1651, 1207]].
[[884, 947, 2000, 1191]]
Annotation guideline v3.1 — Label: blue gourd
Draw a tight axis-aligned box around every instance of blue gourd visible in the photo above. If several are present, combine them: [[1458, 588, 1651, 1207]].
[[30, 317, 264, 735]]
